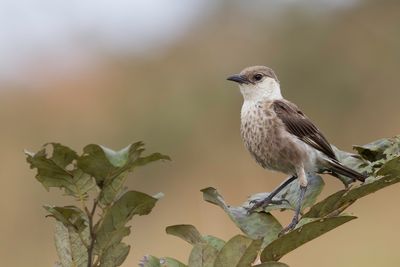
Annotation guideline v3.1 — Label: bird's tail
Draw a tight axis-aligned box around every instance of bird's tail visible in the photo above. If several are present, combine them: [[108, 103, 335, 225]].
[[326, 159, 367, 182]]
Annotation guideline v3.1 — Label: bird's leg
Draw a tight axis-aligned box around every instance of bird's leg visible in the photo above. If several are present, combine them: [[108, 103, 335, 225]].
[[280, 184, 307, 235], [280, 167, 308, 235], [247, 175, 297, 214]]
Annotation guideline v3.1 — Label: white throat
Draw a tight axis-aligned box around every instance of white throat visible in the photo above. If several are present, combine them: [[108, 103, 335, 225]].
[[239, 77, 282, 103]]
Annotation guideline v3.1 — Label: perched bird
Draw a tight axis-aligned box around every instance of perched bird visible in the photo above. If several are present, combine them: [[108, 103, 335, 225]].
[[227, 66, 366, 233]]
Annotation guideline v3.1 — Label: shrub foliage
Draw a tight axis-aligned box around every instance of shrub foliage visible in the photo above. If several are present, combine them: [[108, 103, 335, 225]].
[[142, 136, 400, 267], [26, 142, 169, 267]]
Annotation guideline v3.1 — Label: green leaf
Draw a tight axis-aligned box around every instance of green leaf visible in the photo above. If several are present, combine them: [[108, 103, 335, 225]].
[[99, 243, 130, 267], [139, 256, 188, 267], [188, 243, 219, 267], [305, 156, 400, 218], [25, 143, 95, 199], [376, 155, 400, 177], [46, 206, 89, 267], [99, 190, 158, 231], [160, 257, 188, 267], [135, 152, 171, 167], [245, 174, 324, 213], [54, 221, 89, 267], [353, 136, 400, 162], [202, 236, 226, 252], [260, 216, 356, 262], [98, 174, 127, 206], [166, 225, 203, 245], [44, 205, 87, 233], [302, 189, 347, 218], [332, 146, 370, 185], [201, 187, 282, 247], [237, 239, 263, 267], [166, 224, 226, 253], [78, 142, 169, 186], [78, 142, 169, 205], [96, 191, 159, 257], [140, 255, 161, 267], [214, 235, 261, 267], [78, 142, 142, 186], [253, 262, 289, 267]]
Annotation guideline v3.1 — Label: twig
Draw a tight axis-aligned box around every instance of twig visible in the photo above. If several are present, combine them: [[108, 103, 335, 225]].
[[87, 199, 98, 267]]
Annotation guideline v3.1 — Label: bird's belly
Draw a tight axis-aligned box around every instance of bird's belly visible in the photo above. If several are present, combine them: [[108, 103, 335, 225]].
[[244, 136, 297, 174], [241, 118, 316, 175]]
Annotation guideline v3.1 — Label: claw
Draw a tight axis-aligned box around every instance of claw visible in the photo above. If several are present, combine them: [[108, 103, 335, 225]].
[[270, 199, 290, 205], [247, 197, 289, 215], [249, 199, 258, 205], [279, 216, 299, 236], [246, 176, 298, 215]]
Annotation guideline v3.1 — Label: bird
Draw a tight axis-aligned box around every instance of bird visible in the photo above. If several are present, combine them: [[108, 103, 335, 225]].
[[227, 65, 366, 233]]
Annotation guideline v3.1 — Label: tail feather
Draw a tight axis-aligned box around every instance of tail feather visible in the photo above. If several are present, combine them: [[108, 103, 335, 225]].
[[326, 160, 367, 182]]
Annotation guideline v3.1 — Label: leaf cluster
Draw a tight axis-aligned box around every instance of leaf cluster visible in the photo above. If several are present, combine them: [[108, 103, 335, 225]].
[[26, 142, 169, 267], [143, 136, 400, 266]]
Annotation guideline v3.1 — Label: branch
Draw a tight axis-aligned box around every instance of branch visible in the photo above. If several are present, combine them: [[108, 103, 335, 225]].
[[87, 199, 98, 267]]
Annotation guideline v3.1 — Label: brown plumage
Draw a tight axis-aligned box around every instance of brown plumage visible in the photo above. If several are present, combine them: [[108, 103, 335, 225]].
[[272, 99, 365, 182], [228, 65, 366, 233]]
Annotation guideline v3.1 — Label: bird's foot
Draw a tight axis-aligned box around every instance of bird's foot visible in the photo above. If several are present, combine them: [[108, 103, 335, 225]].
[[247, 197, 289, 215], [279, 184, 307, 236], [279, 215, 300, 236]]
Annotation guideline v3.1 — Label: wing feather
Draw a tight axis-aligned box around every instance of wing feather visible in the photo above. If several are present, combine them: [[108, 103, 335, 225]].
[[272, 99, 337, 160]]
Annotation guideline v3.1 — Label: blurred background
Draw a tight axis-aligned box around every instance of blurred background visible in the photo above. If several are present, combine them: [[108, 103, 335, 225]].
[[1, 0, 399, 266]]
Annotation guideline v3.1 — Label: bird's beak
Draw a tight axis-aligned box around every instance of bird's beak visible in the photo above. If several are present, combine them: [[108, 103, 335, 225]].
[[227, 74, 248, 84]]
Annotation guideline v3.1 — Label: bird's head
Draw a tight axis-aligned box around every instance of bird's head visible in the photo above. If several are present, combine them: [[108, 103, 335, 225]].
[[227, 66, 282, 102]]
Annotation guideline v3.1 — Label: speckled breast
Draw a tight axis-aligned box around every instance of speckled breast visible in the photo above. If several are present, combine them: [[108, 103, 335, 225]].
[[240, 101, 300, 174]]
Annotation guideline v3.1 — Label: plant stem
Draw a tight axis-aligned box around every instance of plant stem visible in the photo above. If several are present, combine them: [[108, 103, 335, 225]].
[[87, 199, 98, 267]]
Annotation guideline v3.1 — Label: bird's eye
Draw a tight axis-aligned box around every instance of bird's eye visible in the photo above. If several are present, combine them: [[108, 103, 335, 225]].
[[254, 73, 263, 81]]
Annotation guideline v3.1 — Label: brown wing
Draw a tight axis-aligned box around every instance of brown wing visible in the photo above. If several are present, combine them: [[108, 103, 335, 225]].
[[272, 99, 337, 160]]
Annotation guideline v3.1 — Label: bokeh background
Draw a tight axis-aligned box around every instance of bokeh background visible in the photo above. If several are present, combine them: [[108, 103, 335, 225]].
[[1, 0, 400, 266]]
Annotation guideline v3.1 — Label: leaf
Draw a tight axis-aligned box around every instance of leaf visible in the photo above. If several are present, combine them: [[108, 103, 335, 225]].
[[25, 143, 95, 199], [166, 225, 203, 245], [253, 262, 289, 267], [96, 191, 159, 258], [99, 174, 128, 206], [236, 238, 263, 267], [78, 142, 169, 186], [99, 243, 130, 267], [382, 137, 400, 160], [160, 257, 188, 267], [44, 205, 87, 233], [139, 256, 187, 267], [302, 189, 347, 218], [54, 221, 89, 267], [332, 146, 370, 185], [201, 187, 283, 246], [77, 142, 142, 187], [135, 152, 172, 167], [78, 142, 169, 205], [47, 206, 89, 267], [260, 216, 356, 262], [304, 156, 400, 218], [202, 236, 226, 252], [140, 255, 161, 267], [166, 224, 226, 255], [214, 235, 261, 267], [245, 174, 324, 213], [376, 155, 400, 177], [353, 136, 400, 162], [99, 190, 159, 231], [188, 242, 219, 267]]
